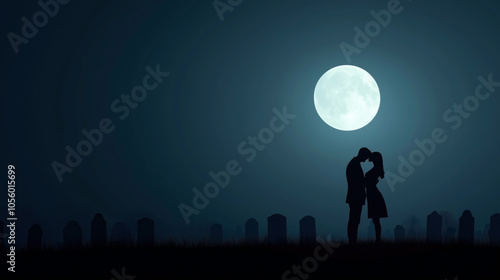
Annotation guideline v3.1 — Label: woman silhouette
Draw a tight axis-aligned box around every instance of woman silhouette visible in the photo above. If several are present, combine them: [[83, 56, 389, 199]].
[[365, 152, 388, 243]]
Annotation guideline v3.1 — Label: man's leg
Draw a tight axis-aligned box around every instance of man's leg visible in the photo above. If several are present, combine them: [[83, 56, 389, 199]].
[[348, 204, 362, 244]]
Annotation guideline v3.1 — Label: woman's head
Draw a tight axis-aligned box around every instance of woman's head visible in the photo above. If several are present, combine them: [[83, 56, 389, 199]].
[[369, 152, 385, 179]]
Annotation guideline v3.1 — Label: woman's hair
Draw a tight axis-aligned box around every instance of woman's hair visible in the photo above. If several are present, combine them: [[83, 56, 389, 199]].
[[371, 152, 385, 179]]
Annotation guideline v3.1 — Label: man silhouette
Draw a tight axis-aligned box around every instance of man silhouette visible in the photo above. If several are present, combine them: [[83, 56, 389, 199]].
[[346, 147, 371, 245]]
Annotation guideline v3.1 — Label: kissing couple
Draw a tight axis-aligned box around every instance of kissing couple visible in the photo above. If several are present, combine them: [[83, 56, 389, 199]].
[[346, 147, 387, 244]]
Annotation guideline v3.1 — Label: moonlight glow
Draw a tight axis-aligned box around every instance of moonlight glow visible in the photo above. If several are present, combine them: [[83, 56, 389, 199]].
[[314, 65, 380, 131]]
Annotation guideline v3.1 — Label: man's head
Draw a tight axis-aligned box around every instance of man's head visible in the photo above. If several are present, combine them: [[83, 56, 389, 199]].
[[357, 147, 371, 162]]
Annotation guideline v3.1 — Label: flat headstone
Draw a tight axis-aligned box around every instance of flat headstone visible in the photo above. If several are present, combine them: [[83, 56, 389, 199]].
[[299, 215, 316, 244], [63, 221, 82, 247], [427, 211, 442, 243], [394, 225, 405, 242], [27, 224, 43, 250], [245, 218, 259, 243], [210, 223, 223, 244], [458, 210, 474, 243], [137, 217, 155, 246], [111, 222, 132, 245], [489, 213, 500, 245], [267, 214, 287, 244], [91, 213, 107, 247]]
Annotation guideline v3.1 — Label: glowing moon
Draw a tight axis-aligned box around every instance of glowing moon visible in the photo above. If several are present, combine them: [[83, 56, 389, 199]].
[[314, 65, 380, 131]]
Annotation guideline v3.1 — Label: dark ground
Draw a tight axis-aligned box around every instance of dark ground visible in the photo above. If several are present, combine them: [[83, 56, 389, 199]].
[[2, 241, 499, 279]]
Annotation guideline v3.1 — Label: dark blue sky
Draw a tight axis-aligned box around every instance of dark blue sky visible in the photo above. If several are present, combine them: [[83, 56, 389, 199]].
[[1, 0, 500, 247]]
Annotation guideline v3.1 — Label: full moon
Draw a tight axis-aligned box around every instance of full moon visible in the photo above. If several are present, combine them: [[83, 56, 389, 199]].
[[314, 65, 380, 131]]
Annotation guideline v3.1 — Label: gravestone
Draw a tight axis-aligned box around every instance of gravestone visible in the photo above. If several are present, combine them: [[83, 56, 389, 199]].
[[394, 225, 405, 242], [299, 215, 316, 244], [210, 223, 223, 244], [489, 213, 500, 245], [245, 218, 259, 243], [444, 227, 456, 243], [111, 222, 132, 245], [458, 210, 474, 243], [63, 221, 82, 247], [91, 213, 107, 247], [137, 217, 154, 246], [27, 224, 43, 250], [427, 211, 442, 243], [268, 214, 287, 244]]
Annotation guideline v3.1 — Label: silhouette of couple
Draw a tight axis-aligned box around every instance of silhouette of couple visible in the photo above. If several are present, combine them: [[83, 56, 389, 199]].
[[346, 147, 387, 244]]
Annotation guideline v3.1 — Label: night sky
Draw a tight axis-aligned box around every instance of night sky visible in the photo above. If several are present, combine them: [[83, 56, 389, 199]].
[[2, 0, 500, 248]]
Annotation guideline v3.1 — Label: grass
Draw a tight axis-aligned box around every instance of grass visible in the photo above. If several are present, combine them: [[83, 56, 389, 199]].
[[3, 240, 499, 279]]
